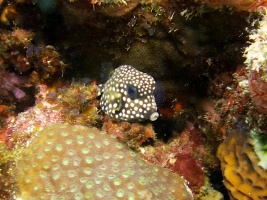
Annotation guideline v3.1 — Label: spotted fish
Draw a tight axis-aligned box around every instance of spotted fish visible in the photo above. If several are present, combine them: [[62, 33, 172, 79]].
[[100, 65, 159, 121]]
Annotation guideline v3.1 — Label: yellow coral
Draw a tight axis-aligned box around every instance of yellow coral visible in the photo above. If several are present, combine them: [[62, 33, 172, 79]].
[[218, 131, 267, 199]]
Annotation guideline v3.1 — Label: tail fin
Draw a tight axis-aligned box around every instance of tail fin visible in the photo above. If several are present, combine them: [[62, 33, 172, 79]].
[[154, 81, 165, 108], [100, 62, 114, 84]]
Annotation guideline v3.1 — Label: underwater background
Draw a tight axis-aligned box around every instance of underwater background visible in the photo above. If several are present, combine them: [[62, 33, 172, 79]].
[[0, 0, 267, 199]]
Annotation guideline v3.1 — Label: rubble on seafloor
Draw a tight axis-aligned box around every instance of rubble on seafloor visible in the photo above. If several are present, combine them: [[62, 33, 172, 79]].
[[0, 0, 267, 199]]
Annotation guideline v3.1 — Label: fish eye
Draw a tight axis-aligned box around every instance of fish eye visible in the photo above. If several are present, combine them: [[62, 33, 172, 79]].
[[127, 85, 139, 100]]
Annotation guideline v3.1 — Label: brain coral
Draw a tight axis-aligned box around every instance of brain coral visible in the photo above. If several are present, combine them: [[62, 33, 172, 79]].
[[15, 124, 193, 200], [218, 130, 267, 199]]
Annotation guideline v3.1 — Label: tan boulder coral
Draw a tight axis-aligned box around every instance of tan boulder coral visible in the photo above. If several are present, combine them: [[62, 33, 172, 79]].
[[15, 124, 193, 199]]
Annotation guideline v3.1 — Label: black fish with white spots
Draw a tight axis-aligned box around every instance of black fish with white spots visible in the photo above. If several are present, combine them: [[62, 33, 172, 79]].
[[99, 65, 159, 121]]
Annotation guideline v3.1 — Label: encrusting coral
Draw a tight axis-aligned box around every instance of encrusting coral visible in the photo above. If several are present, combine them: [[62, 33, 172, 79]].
[[15, 124, 193, 199]]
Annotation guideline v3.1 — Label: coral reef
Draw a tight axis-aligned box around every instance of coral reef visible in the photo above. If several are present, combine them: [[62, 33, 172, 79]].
[[102, 119, 156, 148], [200, 11, 267, 196], [0, 29, 34, 71], [218, 130, 267, 199], [0, 27, 66, 113], [0, 28, 35, 111], [0, 70, 34, 110], [5, 80, 99, 148], [0, 0, 266, 199], [213, 16, 267, 200], [244, 11, 267, 114], [197, 177, 224, 200], [26, 45, 66, 82], [40, 0, 252, 87], [200, 0, 267, 12], [0, 143, 17, 200], [0, 104, 9, 136], [139, 123, 219, 194], [250, 128, 267, 170], [16, 124, 193, 199], [198, 67, 251, 144], [248, 70, 267, 114]]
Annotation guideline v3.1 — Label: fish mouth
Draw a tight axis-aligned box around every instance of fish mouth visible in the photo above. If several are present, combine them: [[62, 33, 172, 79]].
[[149, 112, 159, 121]]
